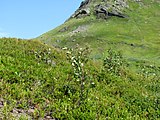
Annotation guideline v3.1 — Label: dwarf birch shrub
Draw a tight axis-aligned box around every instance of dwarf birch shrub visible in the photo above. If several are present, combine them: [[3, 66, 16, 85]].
[[64, 46, 91, 104], [103, 49, 126, 76]]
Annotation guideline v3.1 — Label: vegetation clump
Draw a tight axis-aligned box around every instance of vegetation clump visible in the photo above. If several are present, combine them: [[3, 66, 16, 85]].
[[0, 38, 159, 119], [0, 0, 160, 119]]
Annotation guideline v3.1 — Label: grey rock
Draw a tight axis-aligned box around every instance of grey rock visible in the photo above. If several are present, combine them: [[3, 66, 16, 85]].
[[12, 109, 19, 114], [69, 0, 91, 19], [95, 4, 109, 19], [0, 98, 4, 102], [69, 0, 130, 20], [79, 0, 90, 8], [17, 109, 25, 113], [59, 27, 68, 32], [46, 115, 52, 119], [72, 8, 90, 18], [95, 4, 127, 19], [0, 104, 3, 108], [0, 101, 3, 106], [28, 109, 35, 114]]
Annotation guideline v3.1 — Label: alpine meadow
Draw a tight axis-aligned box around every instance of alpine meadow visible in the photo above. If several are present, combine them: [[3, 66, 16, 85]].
[[0, 0, 160, 119]]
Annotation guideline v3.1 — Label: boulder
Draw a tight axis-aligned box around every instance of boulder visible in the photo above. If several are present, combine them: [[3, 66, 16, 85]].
[[73, 8, 90, 18], [69, 0, 91, 19], [95, 4, 109, 19]]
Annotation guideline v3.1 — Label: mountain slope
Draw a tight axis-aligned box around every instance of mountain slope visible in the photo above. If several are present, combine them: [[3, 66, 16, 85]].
[[0, 0, 160, 119], [0, 38, 159, 119], [37, 0, 160, 65]]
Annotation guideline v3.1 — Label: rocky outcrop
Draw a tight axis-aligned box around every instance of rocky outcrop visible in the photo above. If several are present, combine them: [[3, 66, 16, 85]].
[[95, 4, 127, 19], [70, 0, 91, 19], [70, 0, 129, 19], [79, 0, 91, 8], [72, 8, 90, 18]]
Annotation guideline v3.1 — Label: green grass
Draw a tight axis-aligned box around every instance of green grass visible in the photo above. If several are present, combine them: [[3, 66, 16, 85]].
[[37, 0, 160, 65], [0, 38, 160, 119], [0, 0, 160, 119]]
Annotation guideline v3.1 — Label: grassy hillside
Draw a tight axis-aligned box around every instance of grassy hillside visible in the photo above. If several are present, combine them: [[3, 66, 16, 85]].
[[0, 0, 160, 119], [0, 38, 159, 119], [37, 0, 160, 65]]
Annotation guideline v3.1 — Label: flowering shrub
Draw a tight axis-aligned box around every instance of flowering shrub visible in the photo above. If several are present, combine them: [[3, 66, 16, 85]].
[[103, 49, 126, 76], [64, 46, 91, 103]]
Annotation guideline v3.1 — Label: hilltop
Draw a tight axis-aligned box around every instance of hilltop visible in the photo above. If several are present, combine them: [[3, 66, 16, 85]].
[[0, 0, 160, 119], [37, 0, 160, 65]]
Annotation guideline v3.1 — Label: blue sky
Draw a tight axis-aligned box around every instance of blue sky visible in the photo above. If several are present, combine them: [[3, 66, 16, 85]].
[[0, 0, 82, 39]]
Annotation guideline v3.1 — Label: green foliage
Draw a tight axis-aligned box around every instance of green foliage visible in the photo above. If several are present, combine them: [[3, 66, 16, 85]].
[[103, 49, 126, 76], [37, 0, 160, 67], [67, 47, 89, 101], [65, 46, 90, 80], [138, 63, 160, 79], [0, 1, 160, 119]]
